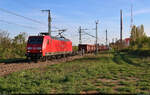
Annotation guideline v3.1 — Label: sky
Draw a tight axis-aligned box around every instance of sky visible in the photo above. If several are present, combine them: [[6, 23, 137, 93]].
[[0, 0, 150, 45]]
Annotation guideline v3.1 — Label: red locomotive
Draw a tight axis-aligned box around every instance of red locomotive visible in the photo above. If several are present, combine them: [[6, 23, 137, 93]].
[[26, 33, 72, 61]]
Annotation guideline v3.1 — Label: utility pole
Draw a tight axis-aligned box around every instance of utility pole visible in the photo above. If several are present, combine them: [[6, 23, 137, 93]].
[[79, 27, 91, 44], [41, 10, 51, 36], [95, 20, 99, 54], [131, 4, 133, 29], [106, 29, 108, 46], [79, 26, 82, 44], [120, 10, 123, 45], [112, 38, 114, 48], [112, 38, 113, 43]]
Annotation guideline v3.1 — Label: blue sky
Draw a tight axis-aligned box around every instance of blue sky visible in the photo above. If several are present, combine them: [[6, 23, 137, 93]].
[[0, 0, 150, 45]]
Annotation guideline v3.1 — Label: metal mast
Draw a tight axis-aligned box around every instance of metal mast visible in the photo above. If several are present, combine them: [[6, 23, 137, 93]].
[[41, 10, 51, 36], [120, 10, 123, 44], [106, 29, 108, 46], [95, 20, 99, 54], [79, 26, 82, 44], [131, 4, 133, 29]]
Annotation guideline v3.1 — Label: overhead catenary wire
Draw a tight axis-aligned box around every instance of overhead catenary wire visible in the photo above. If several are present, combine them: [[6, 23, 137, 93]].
[[10, 0, 62, 30], [0, 8, 46, 25], [0, 7, 102, 45], [82, 31, 96, 38], [0, 8, 70, 38], [82, 30, 101, 41], [0, 19, 41, 30]]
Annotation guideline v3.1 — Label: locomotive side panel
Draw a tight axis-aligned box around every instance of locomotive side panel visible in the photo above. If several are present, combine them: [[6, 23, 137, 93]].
[[43, 36, 72, 56]]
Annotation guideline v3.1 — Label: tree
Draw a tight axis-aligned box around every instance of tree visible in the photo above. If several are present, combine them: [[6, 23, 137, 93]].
[[131, 25, 146, 42], [0, 30, 28, 59], [131, 25, 137, 42], [0, 30, 12, 59], [13, 32, 27, 44], [130, 24, 149, 50], [0, 30, 11, 47], [12, 32, 27, 57]]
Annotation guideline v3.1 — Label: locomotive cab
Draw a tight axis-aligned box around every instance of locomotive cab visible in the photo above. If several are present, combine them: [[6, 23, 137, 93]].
[[26, 36, 44, 60]]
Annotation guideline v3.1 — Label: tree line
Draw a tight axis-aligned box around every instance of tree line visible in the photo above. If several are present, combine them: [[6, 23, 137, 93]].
[[130, 24, 150, 50], [110, 24, 150, 54], [0, 30, 27, 59]]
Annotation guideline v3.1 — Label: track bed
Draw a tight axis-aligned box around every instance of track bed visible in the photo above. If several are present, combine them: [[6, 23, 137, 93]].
[[0, 55, 84, 77]]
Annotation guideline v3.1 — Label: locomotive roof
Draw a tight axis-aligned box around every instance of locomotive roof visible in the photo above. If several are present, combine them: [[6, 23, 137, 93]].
[[29, 35, 70, 42], [51, 36, 70, 42], [79, 44, 96, 46]]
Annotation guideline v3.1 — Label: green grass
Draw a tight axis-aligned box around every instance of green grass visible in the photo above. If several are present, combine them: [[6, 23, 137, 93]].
[[0, 51, 150, 94]]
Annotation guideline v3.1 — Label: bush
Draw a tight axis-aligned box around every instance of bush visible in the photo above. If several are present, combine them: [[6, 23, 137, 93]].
[[0, 30, 27, 59]]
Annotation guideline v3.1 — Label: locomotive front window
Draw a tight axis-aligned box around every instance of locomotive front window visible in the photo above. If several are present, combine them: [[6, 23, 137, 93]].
[[28, 37, 43, 44]]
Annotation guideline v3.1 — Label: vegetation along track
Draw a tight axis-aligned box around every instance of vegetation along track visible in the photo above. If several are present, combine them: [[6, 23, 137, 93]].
[[0, 55, 85, 77]]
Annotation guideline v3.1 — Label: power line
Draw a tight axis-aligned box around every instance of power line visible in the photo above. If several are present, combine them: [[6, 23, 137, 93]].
[[0, 8, 46, 25], [81, 30, 101, 43], [0, 19, 40, 30], [82, 31, 96, 38], [0, 8, 60, 32], [52, 26, 59, 29], [9, 0, 60, 30]]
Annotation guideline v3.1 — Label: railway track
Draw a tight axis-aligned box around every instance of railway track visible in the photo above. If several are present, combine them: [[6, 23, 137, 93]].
[[0, 55, 84, 77]]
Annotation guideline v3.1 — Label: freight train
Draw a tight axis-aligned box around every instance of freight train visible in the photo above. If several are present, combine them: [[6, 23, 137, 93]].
[[25, 33, 109, 61]]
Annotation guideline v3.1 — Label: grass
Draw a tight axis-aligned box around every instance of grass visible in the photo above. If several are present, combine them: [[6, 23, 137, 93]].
[[0, 51, 150, 94]]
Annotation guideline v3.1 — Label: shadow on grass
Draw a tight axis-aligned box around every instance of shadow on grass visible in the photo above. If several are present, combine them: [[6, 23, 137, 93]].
[[120, 54, 142, 67], [130, 50, 150, 57], [0, 58, 28, 64], [70, 54, 113, 65], [113, 52, 140, 67], [74, 57, 101, 62], [99, 51, 115, 55], [113, 52, 150, 67], [112, 52, 124, 65]]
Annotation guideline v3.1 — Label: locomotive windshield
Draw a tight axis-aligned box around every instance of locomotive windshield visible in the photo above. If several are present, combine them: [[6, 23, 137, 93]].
[[28, 37, 43, 44]]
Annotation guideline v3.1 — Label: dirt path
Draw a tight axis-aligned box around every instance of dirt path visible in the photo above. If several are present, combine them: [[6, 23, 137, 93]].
[[0, 55, 84, 77]]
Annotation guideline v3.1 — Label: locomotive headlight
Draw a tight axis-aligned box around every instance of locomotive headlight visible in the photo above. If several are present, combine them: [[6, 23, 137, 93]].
[[27, 47, 32, 50], [37, 47, 42, 50]]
